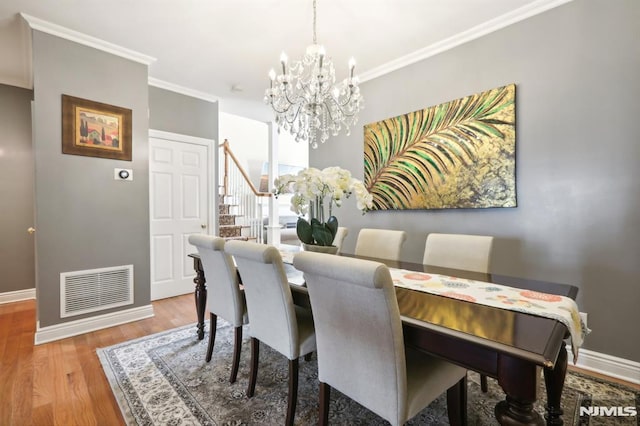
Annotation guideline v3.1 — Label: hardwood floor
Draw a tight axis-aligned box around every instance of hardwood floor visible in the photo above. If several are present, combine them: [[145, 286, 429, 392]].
[[0, 294, 195, 426], [0, 294, 637, 425]]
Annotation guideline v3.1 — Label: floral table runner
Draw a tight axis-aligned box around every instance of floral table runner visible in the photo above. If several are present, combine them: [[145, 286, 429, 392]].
[[389, 269, 589, 363], [279, 249, 589, 363]]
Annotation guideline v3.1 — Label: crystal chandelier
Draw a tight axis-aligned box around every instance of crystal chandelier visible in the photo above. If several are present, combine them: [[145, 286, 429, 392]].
[[264, 0, 363, 148]]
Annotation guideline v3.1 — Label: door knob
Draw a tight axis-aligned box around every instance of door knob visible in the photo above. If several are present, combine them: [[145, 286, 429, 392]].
[[201, 224, 207, 229], [27, 227, 36, 234]]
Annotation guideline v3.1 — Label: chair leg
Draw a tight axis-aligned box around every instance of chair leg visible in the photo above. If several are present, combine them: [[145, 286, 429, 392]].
[[480, 374, 488, 392], [229, 325, 243, 383], [446, 374, 468, 426], [319, 381, 331, 426], [246, 337, 259, 397], [205, 313, 217, 362], [285, 358, 299, 426]]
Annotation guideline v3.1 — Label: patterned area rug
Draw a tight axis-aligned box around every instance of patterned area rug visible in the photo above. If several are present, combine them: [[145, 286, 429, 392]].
[[98, 323, 638, 425]]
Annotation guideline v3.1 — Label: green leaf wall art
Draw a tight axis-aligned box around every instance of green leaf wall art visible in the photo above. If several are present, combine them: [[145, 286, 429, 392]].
[[364, 84, 516, 210]]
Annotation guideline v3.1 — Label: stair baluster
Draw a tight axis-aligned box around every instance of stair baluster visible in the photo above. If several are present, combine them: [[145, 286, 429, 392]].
[[218, 140, 271, 242]]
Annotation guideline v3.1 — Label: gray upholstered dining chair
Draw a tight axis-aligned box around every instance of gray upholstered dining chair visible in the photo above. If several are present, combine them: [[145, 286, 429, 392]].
[[225, 240, 316, 426], [188, 234, 247, 383], [423, 232, 494, 392], [332, 226, 348, 254], [354, 228, 407, 261], [294, 251, 468, 426], [422, 233, 494, 273]]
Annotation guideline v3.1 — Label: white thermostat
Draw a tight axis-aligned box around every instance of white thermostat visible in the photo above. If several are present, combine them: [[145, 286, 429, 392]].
[[114, 168, 133, 181]]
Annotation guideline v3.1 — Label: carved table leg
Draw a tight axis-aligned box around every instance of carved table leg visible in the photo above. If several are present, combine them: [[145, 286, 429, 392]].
[[191, 256, 207, 340], [544, 343, 568, 425], [495, 354, 545, 426]]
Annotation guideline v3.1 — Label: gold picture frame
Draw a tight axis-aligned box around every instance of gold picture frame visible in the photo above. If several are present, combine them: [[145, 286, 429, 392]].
[[62, 94, 132, 161]]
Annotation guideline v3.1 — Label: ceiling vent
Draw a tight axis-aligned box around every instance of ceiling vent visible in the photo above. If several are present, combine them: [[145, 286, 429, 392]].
[[60, 265, 134, 318]]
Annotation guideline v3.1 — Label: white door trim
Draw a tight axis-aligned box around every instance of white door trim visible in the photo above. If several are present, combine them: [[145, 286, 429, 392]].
[[149, 129, 213, 147], [148, 129, 216, 300], [149, 129, 216, 235]]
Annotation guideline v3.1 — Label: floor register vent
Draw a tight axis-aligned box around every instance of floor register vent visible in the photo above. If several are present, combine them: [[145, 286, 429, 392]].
[[60, 265, 134, 318]]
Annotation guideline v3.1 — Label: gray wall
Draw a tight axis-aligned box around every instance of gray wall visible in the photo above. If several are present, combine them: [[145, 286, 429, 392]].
[[149, 86, 219, 140], [32, 31, 150, 327], [0, 84, 34, 293], [311, 0, 640, 362]]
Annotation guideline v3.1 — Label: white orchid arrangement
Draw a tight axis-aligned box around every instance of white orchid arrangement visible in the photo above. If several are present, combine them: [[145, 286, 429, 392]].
[[274, 167, 373, 246]]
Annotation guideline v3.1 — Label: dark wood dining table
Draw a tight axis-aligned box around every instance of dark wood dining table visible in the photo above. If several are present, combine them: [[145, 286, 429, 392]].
[[188, 250, 578, 426]]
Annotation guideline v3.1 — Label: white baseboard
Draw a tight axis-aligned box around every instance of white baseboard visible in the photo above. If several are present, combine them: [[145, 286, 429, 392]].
[[0, 288, 36, 304], [572, 346, 640, 385], [34, 304, 155, 345]]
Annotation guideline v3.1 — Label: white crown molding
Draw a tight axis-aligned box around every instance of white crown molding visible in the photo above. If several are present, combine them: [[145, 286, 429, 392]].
[[0, 288, 36, 304], [571, 346, 640, 385], [34, 304, 154, 345], [0, 75, 32, 90], [20, 13, 156, 65], [148, 77, 220, 103], [359, 0, 574, 83]]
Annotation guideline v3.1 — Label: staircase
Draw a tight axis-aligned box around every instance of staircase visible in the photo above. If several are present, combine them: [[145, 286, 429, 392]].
[[218, 140, 270, 242], [218, 194, 250, 241]]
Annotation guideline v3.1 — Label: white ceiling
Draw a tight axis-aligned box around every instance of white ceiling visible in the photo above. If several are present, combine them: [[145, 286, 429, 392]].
[[0, 0, 569, 102]]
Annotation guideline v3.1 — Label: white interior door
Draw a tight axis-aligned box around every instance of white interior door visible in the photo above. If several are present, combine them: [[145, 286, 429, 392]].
[[149, 135, 209, 300]]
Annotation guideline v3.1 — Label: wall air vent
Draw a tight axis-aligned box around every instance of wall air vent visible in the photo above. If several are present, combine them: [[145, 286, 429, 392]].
[[60, 265, 134, 318]]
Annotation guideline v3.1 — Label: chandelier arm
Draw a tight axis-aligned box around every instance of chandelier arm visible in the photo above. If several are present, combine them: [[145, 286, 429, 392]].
[[335, 105, 358, 117], [269, 100, 295, 115], [322, 102, 335, 123], [282, 81, 316, 107], [268, 88, 297, 115], [333, 87, 355, 108], [325, 95, 357, 117], [283, 88, 305, 106], [269, 81, 308, 114], [280, 104, 304, 126]]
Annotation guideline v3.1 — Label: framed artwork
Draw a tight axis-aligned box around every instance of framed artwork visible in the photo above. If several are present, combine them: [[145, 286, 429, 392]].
[[62, 94, 132, 161], [364, 84, 516, 210]]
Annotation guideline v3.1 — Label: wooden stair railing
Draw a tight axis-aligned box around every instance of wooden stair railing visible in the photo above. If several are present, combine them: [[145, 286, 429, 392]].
[[219, 139, 271, 242]]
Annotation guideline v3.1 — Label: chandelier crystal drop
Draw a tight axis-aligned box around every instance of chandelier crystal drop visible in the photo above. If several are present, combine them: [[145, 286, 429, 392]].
[[264, 0, 363, 149]]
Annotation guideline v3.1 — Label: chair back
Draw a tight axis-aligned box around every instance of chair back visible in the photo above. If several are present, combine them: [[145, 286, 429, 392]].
[[423, 233, 494, 273], [332, 227, 349, 253], [188, 235, 244, 326], [293, 252, 408, 423], [225, 240, 300, 359], [354, 228, 407, 261]]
